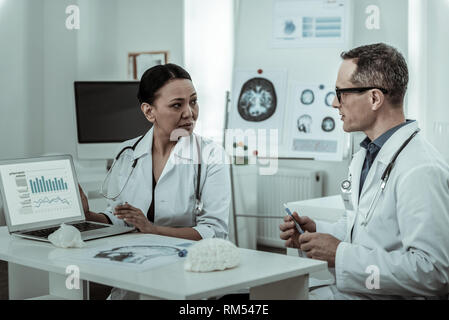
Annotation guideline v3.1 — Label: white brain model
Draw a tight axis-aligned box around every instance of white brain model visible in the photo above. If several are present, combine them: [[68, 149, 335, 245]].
[[184, 238, 240, 272], [48, 224, 85, 248]]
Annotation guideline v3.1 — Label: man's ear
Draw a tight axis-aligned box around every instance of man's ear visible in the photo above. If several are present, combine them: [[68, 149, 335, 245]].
[[371, 89, 385, 111], [141, 103, 155, 123]]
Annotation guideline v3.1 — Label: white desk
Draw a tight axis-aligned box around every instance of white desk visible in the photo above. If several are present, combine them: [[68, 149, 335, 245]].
[[0, 227, 326, 300], [287, 195, 345, 223]]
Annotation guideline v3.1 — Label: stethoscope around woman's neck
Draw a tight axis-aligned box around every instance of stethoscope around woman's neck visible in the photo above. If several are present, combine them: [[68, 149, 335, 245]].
[[100, 133, 203, 214], [341, 129, 420, 227]]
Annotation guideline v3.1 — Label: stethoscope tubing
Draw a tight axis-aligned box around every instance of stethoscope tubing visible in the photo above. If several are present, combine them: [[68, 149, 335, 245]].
[[100, 136, 143, 201], [341, 129, 420, 226], [100, 134, 203, 211]]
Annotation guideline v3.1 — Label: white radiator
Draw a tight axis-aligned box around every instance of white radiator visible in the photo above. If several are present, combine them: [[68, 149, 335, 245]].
[[257, 168, 323, 248]]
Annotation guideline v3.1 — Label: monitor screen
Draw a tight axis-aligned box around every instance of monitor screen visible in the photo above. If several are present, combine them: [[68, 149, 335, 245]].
[[74, 82, 152, 143]]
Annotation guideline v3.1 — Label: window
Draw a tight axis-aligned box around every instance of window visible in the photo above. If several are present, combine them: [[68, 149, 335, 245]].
[[184, 0, 234, 144]]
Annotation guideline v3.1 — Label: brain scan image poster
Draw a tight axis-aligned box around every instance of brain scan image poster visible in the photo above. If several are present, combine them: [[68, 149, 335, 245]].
[[228, 69, 287, 158], [285, 82, 345, 161], [238, 77, 278, 122], [229, 69, 287, 141]]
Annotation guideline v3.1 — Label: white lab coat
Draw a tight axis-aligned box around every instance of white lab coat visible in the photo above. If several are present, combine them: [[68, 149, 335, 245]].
[[103, 127, 231, 239], [315, 121, 449, 299], [103, 128, 231, 300]]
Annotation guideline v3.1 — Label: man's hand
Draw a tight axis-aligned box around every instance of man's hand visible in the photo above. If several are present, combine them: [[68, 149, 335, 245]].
[[279, 212, 316, 248], [114, 203, 158, 234], [299, 232, 341, 268]]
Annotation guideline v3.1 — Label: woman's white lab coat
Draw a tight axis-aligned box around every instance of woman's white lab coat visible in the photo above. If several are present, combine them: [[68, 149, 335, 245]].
[[103, 128, 231, 300], [316, 121, 449, 299], [103, 127, 231, 239]]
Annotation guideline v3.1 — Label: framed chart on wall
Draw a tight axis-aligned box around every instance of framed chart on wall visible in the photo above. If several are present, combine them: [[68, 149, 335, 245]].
[[128, 51, 169, 80], [272, 0, 350, 48]]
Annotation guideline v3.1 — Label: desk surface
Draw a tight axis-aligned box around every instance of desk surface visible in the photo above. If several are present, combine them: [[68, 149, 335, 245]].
[[0, 227, 326, 299]]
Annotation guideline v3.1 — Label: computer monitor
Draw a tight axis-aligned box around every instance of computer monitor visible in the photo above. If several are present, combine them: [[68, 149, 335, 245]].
[[74, 81, 152, 160]]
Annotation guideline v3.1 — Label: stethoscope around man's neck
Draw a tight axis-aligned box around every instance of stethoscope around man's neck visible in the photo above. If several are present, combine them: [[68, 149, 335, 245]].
[[341, 129, 420, 228], [100, 133, 203, 214]]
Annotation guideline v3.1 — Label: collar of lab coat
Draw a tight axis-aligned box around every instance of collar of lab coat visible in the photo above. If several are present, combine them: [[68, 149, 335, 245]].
[[371, 120, 420, 166], [131, 127, 199, 162], [174, 134, 201, 162], [349, 120, 419, 208], [132, 128, 153, 160]]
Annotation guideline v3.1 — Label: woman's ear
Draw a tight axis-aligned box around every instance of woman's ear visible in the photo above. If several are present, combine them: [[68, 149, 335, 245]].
[[141, 103, 155, 123]]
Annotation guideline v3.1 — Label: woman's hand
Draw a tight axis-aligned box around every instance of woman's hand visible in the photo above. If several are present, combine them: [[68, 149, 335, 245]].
[[113, 203, 158, 234], [78, 184, 89, 215]]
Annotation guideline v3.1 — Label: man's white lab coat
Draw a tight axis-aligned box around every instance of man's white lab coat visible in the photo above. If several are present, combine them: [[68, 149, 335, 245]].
[[316, 121, 449, 299]]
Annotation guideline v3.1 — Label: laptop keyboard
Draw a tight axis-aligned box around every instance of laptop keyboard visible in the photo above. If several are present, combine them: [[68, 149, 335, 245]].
[[21, 222, 109, 239]]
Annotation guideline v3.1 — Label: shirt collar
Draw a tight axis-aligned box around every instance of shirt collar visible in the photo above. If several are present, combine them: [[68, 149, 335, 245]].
[[360, 120, 416, 152]]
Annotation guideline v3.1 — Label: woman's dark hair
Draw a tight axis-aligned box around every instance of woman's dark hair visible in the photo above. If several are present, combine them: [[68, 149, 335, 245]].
[[137, 63, 192, 105]]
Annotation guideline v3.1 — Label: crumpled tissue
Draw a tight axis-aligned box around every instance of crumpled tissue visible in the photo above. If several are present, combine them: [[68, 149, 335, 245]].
[[184, 238, 240, 272], [48, 224, 86, 248]]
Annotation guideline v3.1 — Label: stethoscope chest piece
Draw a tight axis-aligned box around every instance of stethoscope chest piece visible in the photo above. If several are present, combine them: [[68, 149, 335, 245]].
[[340, 177, 354, 211], [341, 179, 352, 192], [195, 199, 204, 214]]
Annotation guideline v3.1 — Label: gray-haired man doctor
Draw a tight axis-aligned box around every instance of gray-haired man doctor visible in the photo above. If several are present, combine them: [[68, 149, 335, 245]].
[[280, 43, 449, 300]]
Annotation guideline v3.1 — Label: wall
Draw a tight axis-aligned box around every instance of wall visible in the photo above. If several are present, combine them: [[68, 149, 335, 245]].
[[407, 0, 449, 163], [426, 0, 449, 163], [77, 0, 119, 80], [42, 0, 79, 157], [0, 0, 26, 159], [352, 0, 408, 54], [233, 0, 409, 197], [0, 0, 44, 160], [116, 0, 184, 77], [25, 0, 45, 157], [0, 0, 185, 223], [76, 0, 185, 81], [42, 0, 185, 157]]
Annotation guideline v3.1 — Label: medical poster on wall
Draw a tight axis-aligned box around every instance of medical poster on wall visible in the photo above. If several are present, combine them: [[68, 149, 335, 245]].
[[285, 82, 344, 161], [228, 69, 287, 154], [272, 0, 349, 48]]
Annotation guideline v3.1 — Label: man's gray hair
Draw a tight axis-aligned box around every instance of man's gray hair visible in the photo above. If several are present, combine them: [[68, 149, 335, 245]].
[[341, 43, 409, 106]]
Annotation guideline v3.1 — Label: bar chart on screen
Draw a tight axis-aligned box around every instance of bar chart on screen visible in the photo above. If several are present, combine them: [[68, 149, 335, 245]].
[[25, 169, 73, 214], [29, 176, 69, 194]]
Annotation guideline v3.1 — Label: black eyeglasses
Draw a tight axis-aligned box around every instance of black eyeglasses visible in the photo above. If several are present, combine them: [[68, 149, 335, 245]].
[[335, 87, 389, 103]]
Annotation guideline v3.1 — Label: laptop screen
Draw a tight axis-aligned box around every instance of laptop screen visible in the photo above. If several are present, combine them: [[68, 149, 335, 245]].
[[0, 158, 83, 228]]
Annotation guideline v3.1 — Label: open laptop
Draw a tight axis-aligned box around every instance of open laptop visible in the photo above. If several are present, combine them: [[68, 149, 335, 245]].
[[0, 155, 135, 242]]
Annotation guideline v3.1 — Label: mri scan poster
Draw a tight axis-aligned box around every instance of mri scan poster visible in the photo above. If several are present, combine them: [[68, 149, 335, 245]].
[[272, 0, 348, 48], [285, 82, 344, 161], [229, 69, 287, 151]]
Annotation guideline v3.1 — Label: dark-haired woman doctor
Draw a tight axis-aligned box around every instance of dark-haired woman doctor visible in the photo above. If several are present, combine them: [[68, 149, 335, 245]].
[[79, 64, 231, 299]]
